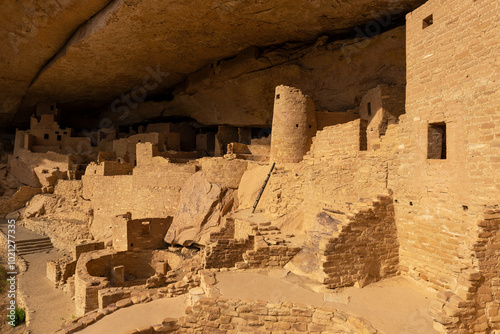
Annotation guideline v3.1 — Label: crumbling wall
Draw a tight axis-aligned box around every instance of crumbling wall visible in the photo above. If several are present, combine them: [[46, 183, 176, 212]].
[[83, 147, 197, 241], [74, 249, 156, 316], [171, 298, 381, 334], [320, 195, 399, 288]]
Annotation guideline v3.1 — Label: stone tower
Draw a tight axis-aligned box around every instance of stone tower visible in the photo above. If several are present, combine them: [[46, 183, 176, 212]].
[[270, 85, 317, 163]]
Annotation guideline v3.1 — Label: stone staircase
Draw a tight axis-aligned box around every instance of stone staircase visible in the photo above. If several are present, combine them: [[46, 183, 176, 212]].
[[16, 236, 54, 256]]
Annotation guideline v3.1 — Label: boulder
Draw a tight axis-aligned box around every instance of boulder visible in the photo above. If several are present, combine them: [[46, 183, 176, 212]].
[[0, 186, 42, 216], [237, 165, 271, 210], [285, 211, 341, 281], [33, 166, 67, 188], [24, 195, 47, 218], [165, 171, 234, 246], [9, 156, 41, 187]]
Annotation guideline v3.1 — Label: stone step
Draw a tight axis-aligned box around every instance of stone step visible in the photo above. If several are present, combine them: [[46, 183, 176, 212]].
[[16, 237, 51, 244], [17, 245, 54, 255], [16, 242, 53, 250]]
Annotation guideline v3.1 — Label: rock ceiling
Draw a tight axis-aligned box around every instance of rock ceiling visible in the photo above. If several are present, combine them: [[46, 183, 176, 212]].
[[0, 0, 425, 129]]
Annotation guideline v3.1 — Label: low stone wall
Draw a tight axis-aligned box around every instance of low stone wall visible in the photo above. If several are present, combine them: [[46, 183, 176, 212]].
[[171, 297, 382, 334], [203, 218, 301, 270], [243, 236, 301, 268], [74, 249, 157, 316], [203, 238, 254, 269]]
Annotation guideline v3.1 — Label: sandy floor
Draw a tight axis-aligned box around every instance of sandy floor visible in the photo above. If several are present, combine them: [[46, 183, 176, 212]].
[[19, 250, 75, 334], [77, 295, 188, 334], [214, 270, 438, 334]]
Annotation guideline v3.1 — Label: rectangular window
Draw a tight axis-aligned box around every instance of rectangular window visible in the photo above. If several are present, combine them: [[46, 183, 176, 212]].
[[367, 102, 372, 116], [44, 134, 49, 140], [57, 135, 62, 141], [423, 15, 433, 29], [141, 221, 151, 236], [359, 119, 368, 151], [428, 123, 446, 159]]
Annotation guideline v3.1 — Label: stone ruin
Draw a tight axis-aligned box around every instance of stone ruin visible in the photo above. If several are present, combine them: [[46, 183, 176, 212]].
[[0, 0, 498, 333]]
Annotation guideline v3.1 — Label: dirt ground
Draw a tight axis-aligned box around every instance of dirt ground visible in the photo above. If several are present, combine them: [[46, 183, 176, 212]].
[[214, 269, 438, 334]]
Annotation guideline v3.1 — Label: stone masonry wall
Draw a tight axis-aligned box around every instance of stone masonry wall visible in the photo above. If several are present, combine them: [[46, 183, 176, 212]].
[[82, 158, 196, 241], [321, 195, 399, 289], [270, 85, 317, 163], [168, 297, 382, 334], [397, 0, 499, 332]]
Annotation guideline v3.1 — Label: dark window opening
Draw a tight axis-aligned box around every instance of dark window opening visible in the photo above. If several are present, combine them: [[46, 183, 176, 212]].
[[367, 102, 372, 116], [50, 105, 55, 110], [296, 124, 299, 128], [309, 125, 312, 129], [427, 122, 447, 159], [462, 205, 468, 212], [359, 120, 368, 151], [423, 15, 433, 29], [44, 134, 49, 140], [138, 140, 141, 142], [276, 94, 280, 100], [141, 221, 151, 236], [57, 135, 62, 141], [130, 243, 134, 248], [410, 202, 413, 206]]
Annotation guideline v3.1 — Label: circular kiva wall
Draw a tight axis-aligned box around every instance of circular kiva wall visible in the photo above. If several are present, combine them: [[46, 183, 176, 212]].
[[270, 85, 317, 163]]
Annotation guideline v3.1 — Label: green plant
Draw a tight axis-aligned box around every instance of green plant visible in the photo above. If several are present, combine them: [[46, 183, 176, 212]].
[[9, 307, 25, 327]]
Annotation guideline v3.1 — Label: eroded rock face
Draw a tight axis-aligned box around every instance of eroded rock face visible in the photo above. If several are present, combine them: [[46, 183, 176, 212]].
[[2, 0, 425, 128], [165, 171, 234, 246], [88, 25, 407, 128], [0, 0, 112, 126]]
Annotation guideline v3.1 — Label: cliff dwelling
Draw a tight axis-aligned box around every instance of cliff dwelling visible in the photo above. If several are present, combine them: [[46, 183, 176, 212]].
[[0, 0, 498, 333]]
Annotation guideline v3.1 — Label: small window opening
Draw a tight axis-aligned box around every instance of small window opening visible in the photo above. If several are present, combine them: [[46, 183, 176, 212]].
[[138, 140, 141, 142], [50, 105, 55, 110], [130, 243, 134, 248], [359, 120, 368, 151], [296, 124, 299, 128], [367, 102, 372, 116], [276, 94, 280, 100], [57, 135, 62, 141], [410, 201, 413, 206], [423, 15, 433, 29], [141, 221, 151, 236], [427, 122, 447, 159], [462, 205, 468, 212], [44, 134, 49, 140], [309, 125, 312, 129]]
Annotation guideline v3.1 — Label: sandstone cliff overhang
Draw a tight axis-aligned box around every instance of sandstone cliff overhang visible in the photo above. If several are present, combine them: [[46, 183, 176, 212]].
[[0, 0, 425, 129]]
